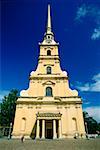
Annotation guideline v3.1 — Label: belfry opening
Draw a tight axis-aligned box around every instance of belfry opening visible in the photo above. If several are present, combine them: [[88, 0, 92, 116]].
[[12, 5, 86, 139]]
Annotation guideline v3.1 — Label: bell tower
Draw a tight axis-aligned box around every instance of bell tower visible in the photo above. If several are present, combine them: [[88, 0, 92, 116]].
[[12, 4, 86, 139], [30, 4, 67, 82]]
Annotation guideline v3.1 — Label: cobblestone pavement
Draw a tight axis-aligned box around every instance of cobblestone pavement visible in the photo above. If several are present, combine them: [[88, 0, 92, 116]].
[[0, 139, 100, 150]]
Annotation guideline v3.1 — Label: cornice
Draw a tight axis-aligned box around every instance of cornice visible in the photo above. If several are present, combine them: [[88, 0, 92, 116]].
[[16, 100, 82, 105], [29, 76, 68, 80], [38, 57, 60, 61], [18, 96, 80, 99], [39, 43, 59, 46], [60, 96, 81, 98], [39, 55, 59, 56], [36, 112, 62, 117]]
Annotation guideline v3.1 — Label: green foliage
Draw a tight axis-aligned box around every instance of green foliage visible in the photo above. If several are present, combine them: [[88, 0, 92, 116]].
[[0, 89, 18, 127], [83, 111, 100, 134]]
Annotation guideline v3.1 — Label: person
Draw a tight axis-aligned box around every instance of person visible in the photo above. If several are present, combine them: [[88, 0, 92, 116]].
[[8, 135, 10, 140], [86, 133, 89, 140], [80, 133, 83, 138], [74, 133, 79, 139], [21, 135, 24, 143]]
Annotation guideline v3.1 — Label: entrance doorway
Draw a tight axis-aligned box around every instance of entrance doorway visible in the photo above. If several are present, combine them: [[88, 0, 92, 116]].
[[45, 120, 53, 139]]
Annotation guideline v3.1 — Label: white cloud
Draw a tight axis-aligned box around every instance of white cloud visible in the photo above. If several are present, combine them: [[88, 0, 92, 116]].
[[75, 4, 100, 40], [91, 28, 100, 40], [93, 73, 100, 81], [75, 4, 88, 21], [76, 83, 90, 92], [76, 73, 100, 92], [84, 106, 100, 122], [0, 90, 9, 103]]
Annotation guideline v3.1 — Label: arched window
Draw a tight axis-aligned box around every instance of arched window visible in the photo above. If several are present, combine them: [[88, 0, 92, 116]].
[[48, 36, 50, 39], [47, 66, 52, 74], [46, 87, 53, 96], [47, 50, 51, 56]]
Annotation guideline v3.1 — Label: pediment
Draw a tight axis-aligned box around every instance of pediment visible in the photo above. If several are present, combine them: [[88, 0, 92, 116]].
[[42, 80, 55, 86]]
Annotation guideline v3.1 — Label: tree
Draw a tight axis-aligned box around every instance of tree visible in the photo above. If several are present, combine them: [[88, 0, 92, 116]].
[[83, 111, 100, 134], [0, 89, 18, 127]]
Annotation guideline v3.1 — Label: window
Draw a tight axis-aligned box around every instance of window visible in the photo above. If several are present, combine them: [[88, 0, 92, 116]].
[[47, 66, 52, 74], [47, 50, 51, 56], [48, 36, 50, 39], [46, 87, 53, 96]]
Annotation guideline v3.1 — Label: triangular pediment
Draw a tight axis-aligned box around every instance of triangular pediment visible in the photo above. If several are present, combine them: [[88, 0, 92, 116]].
[[42, 80, 55, 86]]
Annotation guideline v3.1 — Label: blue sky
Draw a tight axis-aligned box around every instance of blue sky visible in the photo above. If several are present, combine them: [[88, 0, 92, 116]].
[[1, 0, 100, 122]]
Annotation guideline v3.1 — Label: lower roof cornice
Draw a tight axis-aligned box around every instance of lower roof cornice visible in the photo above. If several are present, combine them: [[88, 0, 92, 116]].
[[16, 100, 82, 105], [18, 96, 81, 99]]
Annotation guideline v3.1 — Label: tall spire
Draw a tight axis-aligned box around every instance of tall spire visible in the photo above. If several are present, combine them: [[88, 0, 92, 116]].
[[47, 4, 52, 34], [40, 4, 58, 45]]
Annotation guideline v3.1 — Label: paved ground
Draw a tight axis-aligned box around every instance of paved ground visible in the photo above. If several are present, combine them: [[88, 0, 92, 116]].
[[0, 138, 100, 150]]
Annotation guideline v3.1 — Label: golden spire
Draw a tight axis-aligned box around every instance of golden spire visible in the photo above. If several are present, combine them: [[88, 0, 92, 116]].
[[46, 4, 52, 34]]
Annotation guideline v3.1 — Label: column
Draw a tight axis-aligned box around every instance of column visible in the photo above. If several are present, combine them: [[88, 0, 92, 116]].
[[53, 119, 57, 139], [59, 119, 62, 138], [41, 119, 45, 139], [36, 119, 40, 139]]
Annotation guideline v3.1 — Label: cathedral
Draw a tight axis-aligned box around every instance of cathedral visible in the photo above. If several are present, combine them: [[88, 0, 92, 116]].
[[12, 5, 86, 139]]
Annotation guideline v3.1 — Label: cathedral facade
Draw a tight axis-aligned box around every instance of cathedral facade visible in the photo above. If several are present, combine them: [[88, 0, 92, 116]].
[[12, 5, 86, 139]]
